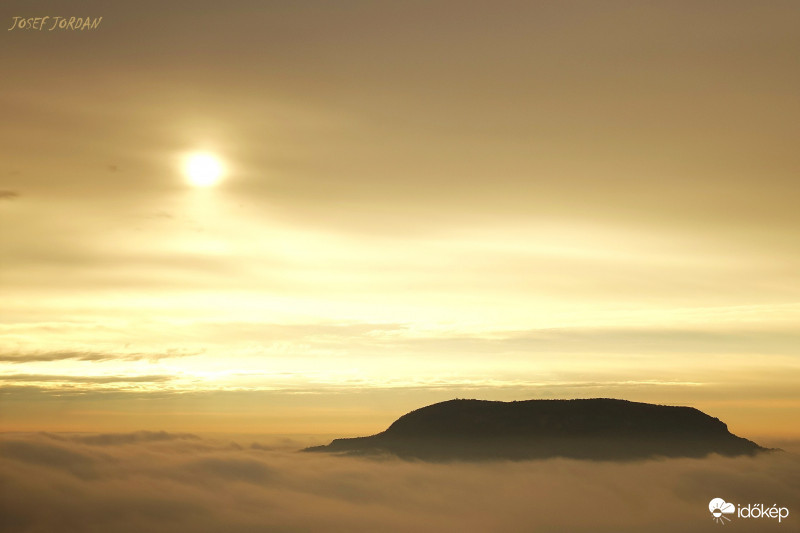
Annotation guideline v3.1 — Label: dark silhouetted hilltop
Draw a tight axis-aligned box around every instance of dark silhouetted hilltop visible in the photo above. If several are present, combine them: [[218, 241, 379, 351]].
[[304, 399, 767, 461]]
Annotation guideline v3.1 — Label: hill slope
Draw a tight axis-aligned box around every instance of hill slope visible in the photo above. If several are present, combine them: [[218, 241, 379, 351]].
[[304, 399, 766, 461]]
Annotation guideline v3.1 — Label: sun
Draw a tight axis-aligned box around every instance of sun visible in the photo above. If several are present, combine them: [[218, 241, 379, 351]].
[[184, 152, 225, 187]]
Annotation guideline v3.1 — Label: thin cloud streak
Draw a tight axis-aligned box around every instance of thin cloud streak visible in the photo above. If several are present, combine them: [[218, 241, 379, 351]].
[[0, 349, 200, 364], [0, 374, 173, 384]]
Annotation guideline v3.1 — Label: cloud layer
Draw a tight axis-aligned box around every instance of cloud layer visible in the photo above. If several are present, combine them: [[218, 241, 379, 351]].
[[0, 432, 797, 532]]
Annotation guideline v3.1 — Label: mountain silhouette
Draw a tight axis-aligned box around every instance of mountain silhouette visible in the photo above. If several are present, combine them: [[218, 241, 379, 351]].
[[304, 399, 767, 461]]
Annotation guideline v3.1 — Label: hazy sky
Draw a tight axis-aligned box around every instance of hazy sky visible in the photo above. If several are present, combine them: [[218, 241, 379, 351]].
[[2, 1, 799, 437]]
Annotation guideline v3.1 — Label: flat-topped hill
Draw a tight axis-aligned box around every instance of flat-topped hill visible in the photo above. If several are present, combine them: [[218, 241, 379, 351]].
[[304, 398, 766, 461]]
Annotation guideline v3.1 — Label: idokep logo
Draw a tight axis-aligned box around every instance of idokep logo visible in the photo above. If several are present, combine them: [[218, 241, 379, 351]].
[[709, 497, 790, 525], [709, 498, 735, 524]]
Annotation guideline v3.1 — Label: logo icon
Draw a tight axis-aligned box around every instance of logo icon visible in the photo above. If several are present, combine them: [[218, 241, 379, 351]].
[[709, 498, 735, 525]]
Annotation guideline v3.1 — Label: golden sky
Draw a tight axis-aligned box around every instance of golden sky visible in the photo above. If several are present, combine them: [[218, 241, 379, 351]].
[[2, 1, 799, 438]]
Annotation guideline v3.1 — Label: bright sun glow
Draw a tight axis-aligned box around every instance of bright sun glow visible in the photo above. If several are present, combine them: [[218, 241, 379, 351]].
[[184, 152, 225, 187]]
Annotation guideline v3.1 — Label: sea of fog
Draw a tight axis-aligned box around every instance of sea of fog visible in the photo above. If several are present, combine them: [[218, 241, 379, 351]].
[[0, 432, 797, 532]]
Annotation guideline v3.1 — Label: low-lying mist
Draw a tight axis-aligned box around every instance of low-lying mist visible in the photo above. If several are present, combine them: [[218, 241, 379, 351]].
[[0, 432, 796, 532]]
